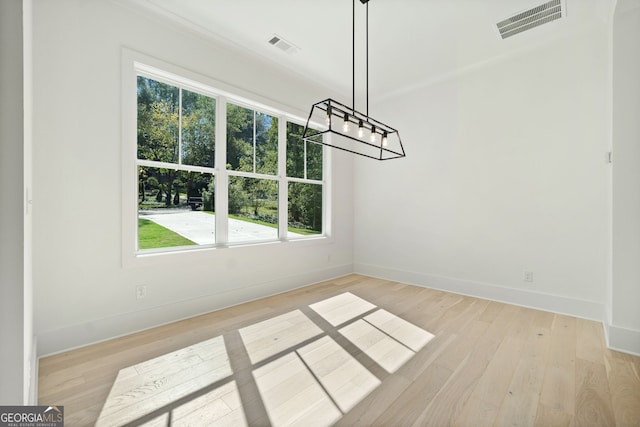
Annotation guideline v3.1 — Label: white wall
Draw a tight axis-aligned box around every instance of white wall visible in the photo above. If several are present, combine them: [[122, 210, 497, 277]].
[[354, 27, 611, 322], [0, 0, 34, 404], [610, 0, 640, 354], [32, 0, 353, 356]]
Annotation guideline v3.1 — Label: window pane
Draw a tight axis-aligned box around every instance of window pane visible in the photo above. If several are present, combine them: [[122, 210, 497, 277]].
[[286, 122, 305, 178], [288, 182, 322, 236], [307, 141, 323, 181], [226, 103, 254, 172], [228, 176, 278, 243], [255, 112, 278, 175], [287, 122, 323, 180], [137, 76, 179, 163], [138, 166, 215, 250], [181, 89, 215, 167]]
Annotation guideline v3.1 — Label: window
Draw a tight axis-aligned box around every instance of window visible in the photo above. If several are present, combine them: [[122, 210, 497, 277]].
[[227, 104, 278, 175], [137, 76, 217, 251], [137, 77, 215, 167], [134, 68, 327, 253], [226, 103, 279, 243], [286, 123, 323, 236]]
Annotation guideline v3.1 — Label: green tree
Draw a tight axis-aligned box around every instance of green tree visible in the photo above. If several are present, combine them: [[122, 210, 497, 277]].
[[256, 113, 278, 175], [137, 101, 179, 163], [137, 77, 181, 207], [307, 141, 323, 180], [226, 104, 253, 172], [182, 90, 215, 167], [289, 182, 322, 232], [202, 177, 215, 212], [286, 122, 305, 178], [228, 177, 248, 214]]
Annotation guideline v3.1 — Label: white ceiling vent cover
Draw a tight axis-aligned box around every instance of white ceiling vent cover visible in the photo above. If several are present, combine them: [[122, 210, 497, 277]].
[[267, 34, 299, 54], [497, 0, 565, 39]]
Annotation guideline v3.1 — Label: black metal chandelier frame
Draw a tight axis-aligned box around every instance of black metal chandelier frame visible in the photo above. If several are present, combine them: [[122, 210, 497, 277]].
[[302, 0, 405, 161]]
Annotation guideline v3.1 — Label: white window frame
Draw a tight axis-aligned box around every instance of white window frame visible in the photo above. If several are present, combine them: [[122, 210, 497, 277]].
[[121, 49, 331, 267], [284, 121, 326, 240]]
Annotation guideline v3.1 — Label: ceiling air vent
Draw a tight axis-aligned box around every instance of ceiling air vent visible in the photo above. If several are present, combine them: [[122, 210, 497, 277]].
[[497, 0, 565, 39], [267, 34, 299, 54]]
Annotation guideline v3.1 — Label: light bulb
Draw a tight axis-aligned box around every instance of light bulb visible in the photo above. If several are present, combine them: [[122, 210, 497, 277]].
[[382, 132, 388, 147], [343, 114, 349, 132], [358, 120, 364, 138], [370, 126, 377, 142]]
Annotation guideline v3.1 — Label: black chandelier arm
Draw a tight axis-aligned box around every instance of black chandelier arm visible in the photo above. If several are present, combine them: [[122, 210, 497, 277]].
[[352, 0, 355, 115], [351, 0, 371, 118]]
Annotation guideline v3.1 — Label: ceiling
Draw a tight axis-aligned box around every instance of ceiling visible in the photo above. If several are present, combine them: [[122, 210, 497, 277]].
[[128, 0, 611, 101]]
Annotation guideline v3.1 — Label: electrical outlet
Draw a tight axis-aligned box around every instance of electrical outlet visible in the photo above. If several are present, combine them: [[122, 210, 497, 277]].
[[136, 285, 147, 300], [523, 271, 534, 283]]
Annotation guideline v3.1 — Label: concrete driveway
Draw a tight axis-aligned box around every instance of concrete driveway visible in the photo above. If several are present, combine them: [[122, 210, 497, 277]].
[[140, 210, 302, 244]]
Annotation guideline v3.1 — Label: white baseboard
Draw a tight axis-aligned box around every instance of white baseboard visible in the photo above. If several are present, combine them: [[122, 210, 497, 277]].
[[36, 264, 352, 357], [354, 263, 604, 321], [604, 322, 640, 356]]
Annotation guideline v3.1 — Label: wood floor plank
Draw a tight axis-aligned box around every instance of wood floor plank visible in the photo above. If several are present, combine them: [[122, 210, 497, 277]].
[[37, 274, 640, 427], [576, 318, 605, 364], [539, 315, 577, 416], [411, 318, 505, 427], [429, 314, 491, 373], [364, 309, 434, 352], [333, 375, 412, 426], [533, 403, 573, 427], [453, 335, 523, 427], [494, 315, 553, 427], [603, 348, 640, 426], [454, 303, 525, 426], [373, 360, 453, 427], [338, 319, 415, 373], [297, 336, 380, 413], [395, 331, 457, 382], [574, 358, 616, 427], [170, 381, 239, 426], [357, 332, 456, 426]]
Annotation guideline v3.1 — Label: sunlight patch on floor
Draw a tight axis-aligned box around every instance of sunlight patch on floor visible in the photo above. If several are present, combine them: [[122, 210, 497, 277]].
[[95, 336, 232, 427], [309, 292, 376, 326], [297, 335, 381, 412], [253, 352, 342, 427], [364, 309, 435, 352], [172, 380, 247, 427], [339, 319, 415, 373], [239, 309, 323, 364], [135, 412, 169, 427]]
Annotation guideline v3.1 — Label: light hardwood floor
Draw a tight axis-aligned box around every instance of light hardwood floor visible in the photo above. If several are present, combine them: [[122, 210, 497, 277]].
[[38, 275, 640, 426]]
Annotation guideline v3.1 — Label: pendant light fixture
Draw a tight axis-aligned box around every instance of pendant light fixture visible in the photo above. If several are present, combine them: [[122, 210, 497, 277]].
[[302, 0, 405, 161]]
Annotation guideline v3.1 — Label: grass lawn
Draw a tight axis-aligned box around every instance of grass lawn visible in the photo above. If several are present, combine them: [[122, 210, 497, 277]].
[[203, 211, 319, 235], [139, 212, 320, 250], [138, 218, 196, 249], [227, 213, 321, 236]]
